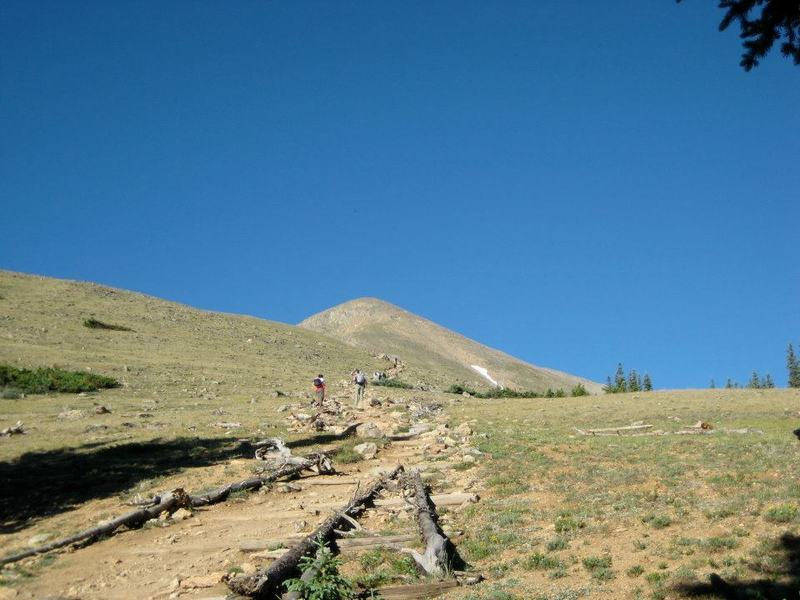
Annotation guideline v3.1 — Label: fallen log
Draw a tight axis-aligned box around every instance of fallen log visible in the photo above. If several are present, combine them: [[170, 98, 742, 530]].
[[0, 489, 191, 567], [190, 452, 332, 506], [0, 453, 333, 567], [403, 469, 454, 577], [0, 421, 25, 436], [227, 465, 403, 598], [240, 531, 464, 554], [359, 580, 459, 599], [576, 424, 653, 435]]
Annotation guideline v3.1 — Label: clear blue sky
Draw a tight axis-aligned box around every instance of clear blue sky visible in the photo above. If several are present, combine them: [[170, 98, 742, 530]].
[[2, 1, 798, 389]]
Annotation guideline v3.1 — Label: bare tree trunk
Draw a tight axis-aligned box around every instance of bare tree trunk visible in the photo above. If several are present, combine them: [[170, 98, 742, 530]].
[[227, 465, 403, 598], [0, 453, 332, 567], [0, 489, 191, 567], [403, 469, 453, 577], [190, 452, 331, 506]]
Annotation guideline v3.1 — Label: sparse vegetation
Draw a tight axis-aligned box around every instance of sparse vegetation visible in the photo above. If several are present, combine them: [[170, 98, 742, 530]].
[[0, 364, 119, 395], [284, 537, 353, 599], [445, 384, 573, 398], [83, 318, 133, 331], [371, 378, 413, 389]]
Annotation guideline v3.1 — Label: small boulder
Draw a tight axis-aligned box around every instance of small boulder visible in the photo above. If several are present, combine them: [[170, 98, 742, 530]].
[[353, 442, 378, 459], [94, 405, 111, 414], [455, 423, 473, 437], [461, 454, 476, 464], [356, 422, 383, 439], [171, 508, 193, 521]]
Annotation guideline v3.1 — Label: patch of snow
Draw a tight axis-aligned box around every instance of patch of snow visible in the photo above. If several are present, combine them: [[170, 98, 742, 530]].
[[470, 365, 501, 388]]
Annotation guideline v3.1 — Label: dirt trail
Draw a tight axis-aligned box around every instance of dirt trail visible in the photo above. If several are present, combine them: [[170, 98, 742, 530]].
[[7, 402, 478, 599]]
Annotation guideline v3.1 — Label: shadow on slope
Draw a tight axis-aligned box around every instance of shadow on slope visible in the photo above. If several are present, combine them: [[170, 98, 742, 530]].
[[676, 533, 800, 599], [0, 437, 250, 533]]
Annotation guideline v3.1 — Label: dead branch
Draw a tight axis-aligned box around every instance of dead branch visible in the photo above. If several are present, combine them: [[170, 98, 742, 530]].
[[402, 469, 454, 577], [0, 489, 191, 567], [0, 421, 25, 436], [575, 423, 653, 435], [227, 465, 404, 598], [190, 452, 332, 507]]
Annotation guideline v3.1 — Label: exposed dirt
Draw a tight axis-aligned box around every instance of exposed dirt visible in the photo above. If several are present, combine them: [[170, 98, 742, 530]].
[[2, 402, 480, 600]]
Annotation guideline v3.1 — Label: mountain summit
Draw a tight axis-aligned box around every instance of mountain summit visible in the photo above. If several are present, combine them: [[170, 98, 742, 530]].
[[300, 298, 601, 394]]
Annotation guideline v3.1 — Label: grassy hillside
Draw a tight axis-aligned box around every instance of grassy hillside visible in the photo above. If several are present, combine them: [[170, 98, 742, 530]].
[[300, 297, 602, 394], [0, 270, 384, 395]]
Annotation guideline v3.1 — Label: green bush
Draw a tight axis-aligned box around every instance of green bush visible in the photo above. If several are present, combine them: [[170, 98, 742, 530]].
[[0, 364, 119, 395], [764, 503, 798, 523], [284, 537, 353, 599], [83, 318, 133, 331], [571, 383, 589, 396], [372, 378, 413, 389], [444, 384, 574, 399]]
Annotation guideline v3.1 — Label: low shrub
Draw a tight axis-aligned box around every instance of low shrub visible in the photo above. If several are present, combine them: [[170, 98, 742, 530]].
[[372, 378, 413, 389], [83, 318, 133, 331], [0, 364, 119, 395], [444, 384, 571, 399]]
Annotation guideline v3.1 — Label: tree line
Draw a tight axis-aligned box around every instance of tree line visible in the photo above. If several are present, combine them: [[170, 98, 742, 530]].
[[604, 363, 652, 394]]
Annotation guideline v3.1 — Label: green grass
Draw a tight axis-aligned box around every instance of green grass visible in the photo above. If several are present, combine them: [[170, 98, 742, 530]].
[[763, 503, 798, 523], [0, 364, 119, 395]]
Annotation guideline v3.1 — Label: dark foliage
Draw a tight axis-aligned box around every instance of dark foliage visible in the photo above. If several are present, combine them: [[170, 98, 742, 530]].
[[0, 364, 119, 395], [83, 318, 133, 332], [679, 0, 800, 70], [371, 378, 413, 389], [445, 384, 570, 398]]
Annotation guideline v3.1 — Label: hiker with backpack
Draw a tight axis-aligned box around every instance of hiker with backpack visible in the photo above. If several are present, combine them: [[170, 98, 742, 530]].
[[312, 374, 326, 409], [351, 368, 367, 408]]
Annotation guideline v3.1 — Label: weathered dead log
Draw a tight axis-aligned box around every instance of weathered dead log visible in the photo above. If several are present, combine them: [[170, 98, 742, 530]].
[[403, 469, 454, 577], [227, 465, 403, 598], [0, 421, 25, 436], [0, 489, 190, 567], [241, 531, 464, 554], [576, 424, 653, 435], [190, 452, 332, 506]]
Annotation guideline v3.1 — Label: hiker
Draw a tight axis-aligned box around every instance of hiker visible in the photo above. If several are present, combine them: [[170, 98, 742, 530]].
[[312, 374, 325, 409], [351, 368, 367, 408]]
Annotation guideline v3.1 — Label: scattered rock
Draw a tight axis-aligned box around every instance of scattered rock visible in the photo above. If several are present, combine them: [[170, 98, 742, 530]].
[[214, 422, 241, 429], [58, 410, 85, 420], [94, 405, 111, 414], [293, 520, 308, 532], [275, 483, 302, 493], [461, 454, 476, 464], [172, 508, 193, 521], [353, 442, 378, 459], [276, 404, 289, 413], [455, 423, 473, 437], [271, 390, 286, 398], [356, 422, 383, 439]]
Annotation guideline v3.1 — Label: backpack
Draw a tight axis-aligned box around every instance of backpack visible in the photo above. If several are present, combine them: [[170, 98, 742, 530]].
[[313, 377, 323, 387], [356, 373, 366, 385]]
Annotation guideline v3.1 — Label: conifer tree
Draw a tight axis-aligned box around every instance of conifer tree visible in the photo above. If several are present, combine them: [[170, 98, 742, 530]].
[[614, 363, 626, 393], [643, 373, 653, 392], [748, 371, 761, 389], [788, 344, 800, 388], [710, 379, 716, 389], [628, 369, 640, 392], [763, 374, 775, 388], [604, 376, 614, 393], [725, 378, 734, 389]]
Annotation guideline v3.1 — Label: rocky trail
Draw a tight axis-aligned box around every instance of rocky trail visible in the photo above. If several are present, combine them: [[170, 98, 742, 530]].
[[1, 395, 485, 600]]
